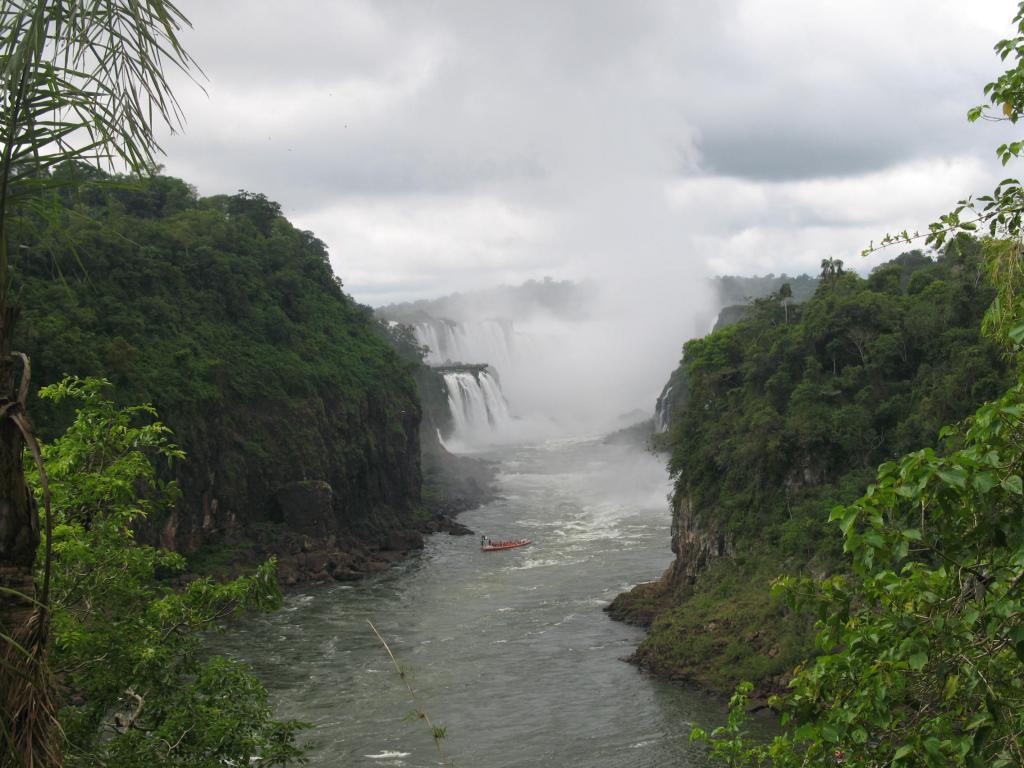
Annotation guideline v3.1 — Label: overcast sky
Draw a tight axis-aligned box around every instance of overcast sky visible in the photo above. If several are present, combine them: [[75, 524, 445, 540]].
[[159, 1, 1021, 307]]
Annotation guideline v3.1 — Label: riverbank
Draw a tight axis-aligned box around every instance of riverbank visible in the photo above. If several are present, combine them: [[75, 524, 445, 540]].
[[185, 512, 473, 586], [607, 552, 815, 701], [213, 436, 720, 767], [188, 446, 497, 586]]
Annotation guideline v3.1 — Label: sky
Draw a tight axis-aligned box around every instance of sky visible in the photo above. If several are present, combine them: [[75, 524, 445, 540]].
[[158, 1, 1022, 308]]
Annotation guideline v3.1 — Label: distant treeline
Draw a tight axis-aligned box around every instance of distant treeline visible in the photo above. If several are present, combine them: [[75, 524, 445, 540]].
[[714, 272, 819, 307], [377, 276, 597, 323]]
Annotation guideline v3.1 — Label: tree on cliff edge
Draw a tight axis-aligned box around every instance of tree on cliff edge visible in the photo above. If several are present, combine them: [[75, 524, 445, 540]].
[[693, 3, 1024, 766], [0, 3, 198, 764]]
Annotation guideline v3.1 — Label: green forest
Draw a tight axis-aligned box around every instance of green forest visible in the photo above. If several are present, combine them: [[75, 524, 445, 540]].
[[4, 0, 1024, 766], [14, 170, 426, 558], [611, 11, 1024, 754], [612, 234, 1024, 765], [0, 169, 439, 764], [613, 238, 1011, 687], [678, 241, 1004, 552]]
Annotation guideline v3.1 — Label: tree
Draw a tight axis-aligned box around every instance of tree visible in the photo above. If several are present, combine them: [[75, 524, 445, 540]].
[[818, 258, 845, 286], [694, 311, 1024, 765], [1, 2, 199, 764], [778, 283, 793, 324], [692, 4, 1024, 765], [29, 377, 306, 767]]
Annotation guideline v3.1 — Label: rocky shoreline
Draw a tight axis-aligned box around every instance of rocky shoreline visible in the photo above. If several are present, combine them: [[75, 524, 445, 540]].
[[186, 446, 499, 588], [605, 560, 810, 705], [273, 511, 475, 586]]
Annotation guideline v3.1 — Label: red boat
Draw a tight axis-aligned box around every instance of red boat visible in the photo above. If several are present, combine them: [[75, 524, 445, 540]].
[[481, 538, 532, 552]]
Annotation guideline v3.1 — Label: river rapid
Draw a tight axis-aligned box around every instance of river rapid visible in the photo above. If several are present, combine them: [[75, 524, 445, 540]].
[[217, 436, 725, 766]]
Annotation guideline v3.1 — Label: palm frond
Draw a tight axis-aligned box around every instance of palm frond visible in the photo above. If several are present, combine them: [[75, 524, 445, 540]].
[[1, 0, 204, 289]]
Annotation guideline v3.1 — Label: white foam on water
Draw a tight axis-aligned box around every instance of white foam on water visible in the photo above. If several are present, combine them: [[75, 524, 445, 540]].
[[511, 557, 574, 571]]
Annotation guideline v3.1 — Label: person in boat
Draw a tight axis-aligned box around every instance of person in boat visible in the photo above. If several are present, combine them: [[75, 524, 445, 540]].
[[480, 535, 486, 547]]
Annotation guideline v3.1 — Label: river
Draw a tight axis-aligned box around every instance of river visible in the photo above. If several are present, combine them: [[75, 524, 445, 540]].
[[217, 435, 726, 766]]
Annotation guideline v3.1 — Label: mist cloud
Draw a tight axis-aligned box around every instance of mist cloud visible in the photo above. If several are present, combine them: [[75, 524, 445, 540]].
[[160, 0, 1020, 308]]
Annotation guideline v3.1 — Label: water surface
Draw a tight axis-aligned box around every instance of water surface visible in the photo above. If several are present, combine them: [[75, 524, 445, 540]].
[[218, 437, 726, 766]]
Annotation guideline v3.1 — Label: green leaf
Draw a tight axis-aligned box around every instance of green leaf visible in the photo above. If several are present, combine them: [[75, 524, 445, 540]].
[[937, 468, 968, 488], [1009, 322, 1024, 344], [943, 674, 959, 700], [972, 472, 997, 493], [838, 508, 859, 535], [908, 651, 928, 671], [894, 744, 915, 760], [863, 531, 885, 549], [1001, 474, 1023, 495]]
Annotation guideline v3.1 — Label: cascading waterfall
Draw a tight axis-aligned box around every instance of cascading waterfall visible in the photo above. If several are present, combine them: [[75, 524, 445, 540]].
[[413, 319, 520, 445], [443, 370, 512, 443], [414, 319, 515, 374], [654, 384, 673, 433]]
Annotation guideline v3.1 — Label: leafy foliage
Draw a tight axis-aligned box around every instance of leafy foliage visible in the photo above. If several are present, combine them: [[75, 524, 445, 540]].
[[693, 256, 1024, 764], [668, 238, 1006, 555], [16, 175, 413, 420], [1, 3, 201, 765], [693, 6, 1024, 763], [29, 377, 307, 766], [626, 240, 1012, 697], [0, 0, 199, 298], [11, 168, 421, 539]]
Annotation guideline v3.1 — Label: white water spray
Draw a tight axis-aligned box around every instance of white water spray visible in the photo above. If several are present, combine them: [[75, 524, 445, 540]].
[[654, 385, 673, 433], [415, 320, 516, 373], [442, 370, 512, 445]]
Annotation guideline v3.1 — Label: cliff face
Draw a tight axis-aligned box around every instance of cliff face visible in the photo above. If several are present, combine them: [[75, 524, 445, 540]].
[[665, 492, 733, 588], [611, 242, 1010, 695], [16, 176, 435, 579], [155, 387, 423, 557], [604, 488, 732, 629]]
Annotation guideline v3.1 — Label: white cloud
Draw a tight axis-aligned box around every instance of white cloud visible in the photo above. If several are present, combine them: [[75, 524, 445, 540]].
[[296, 195, 552, 304], [667, 154, 996, 276], [159, 0, 1024, 307]]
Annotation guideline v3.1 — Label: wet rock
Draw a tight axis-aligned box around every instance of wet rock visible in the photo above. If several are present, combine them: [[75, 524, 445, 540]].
[[275, 480, 334, 538], [381, 528, 424, 552]]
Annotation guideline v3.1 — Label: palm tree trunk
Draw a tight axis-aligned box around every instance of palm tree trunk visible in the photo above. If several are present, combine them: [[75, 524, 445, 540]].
[[0, 301, 35, 635], [0, 300, 43, 768]]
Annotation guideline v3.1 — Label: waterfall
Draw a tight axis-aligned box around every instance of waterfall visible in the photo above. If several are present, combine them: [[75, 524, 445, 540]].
[[443, 370, 511, 444], [414, 319, 515, 375], [654, 384, 673, 433]]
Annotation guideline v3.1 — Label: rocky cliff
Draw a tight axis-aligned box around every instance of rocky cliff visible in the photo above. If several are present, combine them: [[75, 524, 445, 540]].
[[14, 174, 452, 582], [611, 242, 1010, 695], [153, 385, 433, 584]]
